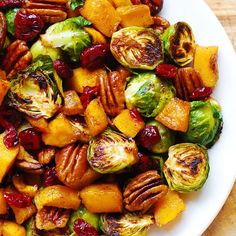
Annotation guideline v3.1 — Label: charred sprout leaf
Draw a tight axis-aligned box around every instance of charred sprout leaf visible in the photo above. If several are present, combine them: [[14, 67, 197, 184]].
[[180, 100, 223, 147], [111, 27, 164, 70], [162, 22, 195, 66], [5, 8, 19, 35], [41, 17, 92, 63], [100, 213, 154, 236], [87, 129, 138, 174], [163, 143, 209, 192], [70, 0, 84, 11], [147, 120, 175, 153], [8, 55, 63, 119], [125, 72, 175, 117]]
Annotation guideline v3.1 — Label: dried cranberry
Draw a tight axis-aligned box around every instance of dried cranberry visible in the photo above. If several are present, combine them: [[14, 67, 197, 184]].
[[81, 44, 110, 69], [14, 9, 44, 42], [0, 0, 23, 9], [80, 86, 99, 109], [43, 167, 59, 187], [190, 87, 213, 101], [74, 219, 98, 236], [133, 153, 156, 173], [18, 128, 41, 151], [53, 59, 73, 80], [0, 107, 23, 129], [155, 63, 178, 79], [129, 108, 143, 122], [137, 125, 161, 149], [4, 191, 32, 208]]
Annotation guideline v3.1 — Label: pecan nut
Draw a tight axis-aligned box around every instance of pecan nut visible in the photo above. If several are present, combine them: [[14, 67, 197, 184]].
[[123, 170, 168, 213], [24, 0, 67, 23], [152, 16, 170, 33], [0, 12, 6, 50], [2, 40, 32, 79], [38, 146, 56, 164], [175, 67, 203, 101]]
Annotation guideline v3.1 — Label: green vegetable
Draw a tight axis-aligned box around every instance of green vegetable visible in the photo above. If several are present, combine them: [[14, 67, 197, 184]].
[[111, 27, 164, 70], [8, 55, 63, 119], [41, 17, 92, 63], [162, 22, 195, 66], [70, 0, 84, 10], [30, 40, 63, 60], [125, 72, 175, 117], [87, 129, 138, 174], [180, 100, 223, 147], [151, 155, 165, 178], [68, 206, 99, 233], [147, 120, 175, 153], [26, 217, 40, 236], [163, 143, 209, 193], [5, 8, 19, 35], [100, 213, 154, 236]]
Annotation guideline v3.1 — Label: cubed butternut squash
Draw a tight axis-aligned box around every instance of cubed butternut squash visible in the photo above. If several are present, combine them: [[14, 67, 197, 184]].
[[26, 116, 48, 133], [154, 190, 185, 227], [0, 79, 10, 106], [155, 98, 190, 132], [80, 183, 123, 213], [80, 0, 121, 37], [194, 45, 218, 87], [113, 109, 145, 137], [0, 189, 7, 215], [112, 0, 132, 8], [84, 98, 108, 136], [84, 27, 107, 44], [2, 221, 26, 236], [116, 5, 154, 28]]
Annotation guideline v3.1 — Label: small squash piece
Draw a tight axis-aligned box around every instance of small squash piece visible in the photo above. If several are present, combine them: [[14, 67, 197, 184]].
[[26, 117, 48, 133], [34, 185, 81, 211], [84, 27, 107, 44], [156, 98, 190, 132], [193, 45, 218, 87], [154, 190, 185, 227], [112, 0, 132, 8], [0, 189, 7, 215], [116, 5, 154, 28], [80, 0, 121, 37], [0, 79, 10, 106], [113, 109, 145, 137], [80, 183, 122, 213], [84, 98, 108, 137], [2, 221, 26, 236]]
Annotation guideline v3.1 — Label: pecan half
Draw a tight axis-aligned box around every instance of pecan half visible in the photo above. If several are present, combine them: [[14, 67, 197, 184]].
[[24, 0, 67, 23], [152, 16, 170, 33], [36, 206, 70, 230], [123, 170, 168, 213], [38, 146, 56, 164], [2, 40, 32, 79], [0, 12, 6, 51], [175, 67, 203, 101]]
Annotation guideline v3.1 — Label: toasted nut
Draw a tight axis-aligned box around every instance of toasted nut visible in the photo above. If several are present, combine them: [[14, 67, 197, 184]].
[[2, 40, 32, 79], [36, 206, 70, 230], [38, 147, 56, 164], [175, 67, 203, 101], [152, 15, 170, 33], [123, 170, 168, 213], [0, 12, 7, 51]]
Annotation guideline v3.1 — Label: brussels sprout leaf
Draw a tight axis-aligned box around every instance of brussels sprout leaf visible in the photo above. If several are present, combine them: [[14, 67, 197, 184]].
[[70, 0, 84, 11]]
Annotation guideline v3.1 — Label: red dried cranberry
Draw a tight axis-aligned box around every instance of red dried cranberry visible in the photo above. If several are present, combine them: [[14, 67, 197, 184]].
[[53, 59, 73, 80], [137, 125, 161, 149], [74, 219, 98, 236], [18, 128, 41, 151], [129, 108, 143, 122], [81, 44, 110, 69], [4, 191, 32, 208], [80, 86, 99, 109], [43, 167, 59, 187], [190, 87, 213, 101], [133, 153, 156, 173], [155, 63, 178, 79], [0, 0, 23, 9], [14, 9, 44, 42]]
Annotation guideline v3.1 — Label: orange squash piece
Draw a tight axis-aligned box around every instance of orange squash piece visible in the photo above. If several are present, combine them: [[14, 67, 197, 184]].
[[0, 189, 7, 215], [2, 221, 26, 236], [156, 97, 190, 132], [0, 79, 10, 106], [26, 117, 48, 133], [84, 27, 107, 44], [112, 0, 132, 8]]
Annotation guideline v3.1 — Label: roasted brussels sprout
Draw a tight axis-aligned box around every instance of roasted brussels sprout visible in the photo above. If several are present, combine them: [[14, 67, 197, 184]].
[[125, 72, 175, 117], [8, 55, 63, 119], [162, 22, 195, 66], [180, 100, 223, 147], [163, 143, 209, 192], [87, 129, 138, 174], [111, 27, 164, 70], [41, 16, 92, 63], [26, 217, 41, 236], [30, 40, 63, 60], [147, 120, 175, 153], [100, 213, 154, 236], [5, 8, 19, 35], [68, 206, 99, 233]]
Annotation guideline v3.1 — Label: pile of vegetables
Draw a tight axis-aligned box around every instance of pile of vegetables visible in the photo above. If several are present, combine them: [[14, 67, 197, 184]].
[[0, 0, 223, 235]]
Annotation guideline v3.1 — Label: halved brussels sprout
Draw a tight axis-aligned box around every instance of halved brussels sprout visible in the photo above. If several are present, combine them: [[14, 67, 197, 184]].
[[111, 27, 164, 70], [162, 22, 195, 66], [163, 143, 209, 192], [100, 213, 154, 236], [125, 72, 175, 117], [147, 120, 175, 153], [8, 55, 63, 119], [180, 100, 223, 147], [87, 129, 138, 174]]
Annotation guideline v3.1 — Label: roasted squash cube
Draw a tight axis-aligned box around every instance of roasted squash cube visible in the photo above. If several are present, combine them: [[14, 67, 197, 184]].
[[26, 117, 48, 133], [2, 221, 26, 236], [84, 27, 107, 44], [0, 79, 10, 106], [113, 0, 132, 8]]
